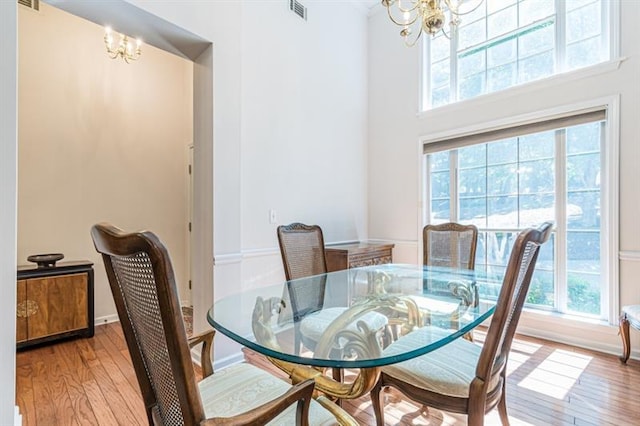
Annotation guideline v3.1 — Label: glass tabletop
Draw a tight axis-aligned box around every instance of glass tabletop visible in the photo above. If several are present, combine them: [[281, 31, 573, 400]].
[[208, 263, 502, 369]]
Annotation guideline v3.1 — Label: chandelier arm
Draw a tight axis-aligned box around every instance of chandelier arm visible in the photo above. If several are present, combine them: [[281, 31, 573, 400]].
[[393, 0, 420, 14], [444, 0, 485, 16], [385, 6, 420, 27], [404, 26, 423, 47]]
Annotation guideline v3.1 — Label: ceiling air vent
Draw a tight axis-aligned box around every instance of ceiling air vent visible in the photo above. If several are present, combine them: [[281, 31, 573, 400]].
[[18, 0, 39, 11], [289, 0, 307, 20]]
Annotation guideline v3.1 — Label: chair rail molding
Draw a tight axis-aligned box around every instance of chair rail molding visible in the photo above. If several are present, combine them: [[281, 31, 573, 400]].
[[619, 251, 640, 261]]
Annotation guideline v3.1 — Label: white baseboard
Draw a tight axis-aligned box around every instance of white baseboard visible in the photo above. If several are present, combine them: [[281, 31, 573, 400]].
[[94, 313, 119, 326], [15, 406, 21, 426]]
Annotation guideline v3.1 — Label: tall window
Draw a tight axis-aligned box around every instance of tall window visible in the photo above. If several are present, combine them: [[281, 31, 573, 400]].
[[426, 112, 607, 318], [425, 0, 610, 109]]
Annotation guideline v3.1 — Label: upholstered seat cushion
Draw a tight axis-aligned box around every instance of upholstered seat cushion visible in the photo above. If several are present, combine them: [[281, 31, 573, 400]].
[[199, 363, 338, 425], [380, 326, 500, 398], [622, 305, 640, 329], [300, 307, 388, 347]]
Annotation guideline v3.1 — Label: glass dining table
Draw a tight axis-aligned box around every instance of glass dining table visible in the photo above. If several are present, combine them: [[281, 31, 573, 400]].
[[207, 263, 503, 400]]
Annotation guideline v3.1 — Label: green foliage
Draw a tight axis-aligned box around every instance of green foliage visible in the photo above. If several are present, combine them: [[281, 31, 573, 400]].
[[567, 274, 600, 315]]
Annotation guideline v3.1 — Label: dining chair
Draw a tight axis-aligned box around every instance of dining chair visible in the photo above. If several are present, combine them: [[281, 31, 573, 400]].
[[277, 223, 388, 376], [423, 222, 478, 269], [418, 222, 479, 332], [619, 304, 640, 363], [91, 222, 355, 426], [370, 222, 553, 426]]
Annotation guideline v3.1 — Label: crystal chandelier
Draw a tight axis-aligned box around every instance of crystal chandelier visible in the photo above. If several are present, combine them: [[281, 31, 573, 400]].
[[104, 27, 142, 63], [381, 0, 484, 47]]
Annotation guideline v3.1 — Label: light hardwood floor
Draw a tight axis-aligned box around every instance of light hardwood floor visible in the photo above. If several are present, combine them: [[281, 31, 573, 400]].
[[16, 322, 640, 425]]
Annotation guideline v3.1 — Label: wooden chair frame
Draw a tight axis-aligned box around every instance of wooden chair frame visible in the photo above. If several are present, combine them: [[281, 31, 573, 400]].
[[91, 223, 317, 426], [372, 222, 553, 426], [423, 222, 479, 270]]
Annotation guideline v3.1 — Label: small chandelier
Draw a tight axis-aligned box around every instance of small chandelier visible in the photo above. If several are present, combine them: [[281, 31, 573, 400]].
[[381, 0, 483, 47], [104, 27, 142, 63]]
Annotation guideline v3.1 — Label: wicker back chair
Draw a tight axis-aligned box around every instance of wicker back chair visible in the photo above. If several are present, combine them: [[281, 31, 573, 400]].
[[371, 222, 553, 426], [276, 222, 388, 376], [278, 223, 328, 281], [423, 222, 478, 270], [91, 223, 353, 426]]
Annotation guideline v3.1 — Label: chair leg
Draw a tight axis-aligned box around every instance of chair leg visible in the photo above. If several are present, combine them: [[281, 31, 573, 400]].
[[370, 381, 386, 426], [497, 381, 510, 426], [619, 313, 631, 364]]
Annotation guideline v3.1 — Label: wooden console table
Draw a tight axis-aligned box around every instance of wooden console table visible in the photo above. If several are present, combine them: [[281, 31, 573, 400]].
[[325, 242, 394, 272], [17, 261, 94, 349]]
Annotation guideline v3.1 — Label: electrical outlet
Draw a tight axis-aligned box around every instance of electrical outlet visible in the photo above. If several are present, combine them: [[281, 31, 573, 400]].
[[269, 209, 277, 224]]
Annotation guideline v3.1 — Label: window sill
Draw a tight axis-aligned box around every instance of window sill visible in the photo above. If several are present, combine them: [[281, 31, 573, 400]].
[[513, 307, 622, 356], [417, 57, 627, 120]]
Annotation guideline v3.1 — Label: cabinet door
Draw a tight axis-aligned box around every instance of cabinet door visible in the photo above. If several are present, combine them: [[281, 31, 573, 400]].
[[16, 280, 27, 343], [27, 273, 88, 340]]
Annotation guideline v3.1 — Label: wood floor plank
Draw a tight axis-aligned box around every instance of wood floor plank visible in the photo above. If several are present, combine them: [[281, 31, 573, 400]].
[[82, 379, 119, 426], [16, 364, 36, 426], [47, 346, 80, 426], [54, 342, 100, 426], [31, 359, 57, 426], [94, 346, 146, 424], [17, 322, 640, 425]]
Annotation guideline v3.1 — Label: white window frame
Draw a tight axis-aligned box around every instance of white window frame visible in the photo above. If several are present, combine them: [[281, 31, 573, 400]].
[[418, 95, 620, 324], [421, 0, 618, 111]]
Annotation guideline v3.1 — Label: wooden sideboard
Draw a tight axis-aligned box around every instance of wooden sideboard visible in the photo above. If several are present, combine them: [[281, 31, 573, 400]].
[[325, 242, 395, 272], [17, 261, 94, 349]]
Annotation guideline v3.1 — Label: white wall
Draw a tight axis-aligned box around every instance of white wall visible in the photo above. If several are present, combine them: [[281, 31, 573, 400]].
[[122, 0, 370, 363], [368, 2, 640, 357], [18, 4, 193, 320], [0, 0, 17, 422]]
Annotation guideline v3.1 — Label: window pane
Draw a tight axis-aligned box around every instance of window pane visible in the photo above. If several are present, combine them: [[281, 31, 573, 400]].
[[487, 37, 517, 68], [519, 194, 555, 227], [567, 122, 601, 154], [488, 138, 517, 164], [431, 171, 450, 198], [430, 151, 450, 223], [519, 131, 555, 160], [423, 0, 607, 109], [488, 5, 518, 39], [567, 0, 598, 12], [518, 50, 554, 83], [566, 1, 601, 44], [460, 197, 487, 224], [519, 0, 555, 26], [425, 118, 606, 319], [567, 230, 601, 315], [459, 50, 486, 79], [487, 0, 517, 15], [566, 36, 603, 70], [488, 195, 518, 228], [460, 167, 487, 197], [459, 19, 487, 50], [431, 35, 450, 62], [431, 86, 451, 108], [568, 191, 600, 228], [527, 270, 555, 306], [565, 120, 602, 315], [487, 63, 516, 93], [486, 231, 518, 267], [519, 22, 555, 59], [459, 72, 486, 100], [431, 59, 450, 88], [519, 159, 555, 193], [527, 234, 555, 307], [459, 144, 486, 168], [488, 164, 517, 195]]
